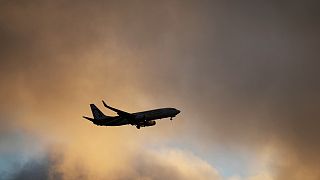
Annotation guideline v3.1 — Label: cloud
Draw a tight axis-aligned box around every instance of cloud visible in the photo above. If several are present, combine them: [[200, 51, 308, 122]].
[[4, 145, 221, 180], [130, 148, 221, 180], [0, 0, 320, 179], [129, 1, 320, 179], [8, 155, 62, 180]]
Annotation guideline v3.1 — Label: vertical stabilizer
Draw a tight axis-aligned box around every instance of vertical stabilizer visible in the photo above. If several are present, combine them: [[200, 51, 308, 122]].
[[90, 104, 106, 120]]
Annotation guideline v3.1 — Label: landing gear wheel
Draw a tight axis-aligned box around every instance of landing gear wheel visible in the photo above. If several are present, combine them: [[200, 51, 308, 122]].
[[170, 117, 173, 120], [136, 125, 140, 129]]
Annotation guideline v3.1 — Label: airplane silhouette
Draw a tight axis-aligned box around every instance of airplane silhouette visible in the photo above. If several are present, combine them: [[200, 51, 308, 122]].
[[83, 100, 180, 129]]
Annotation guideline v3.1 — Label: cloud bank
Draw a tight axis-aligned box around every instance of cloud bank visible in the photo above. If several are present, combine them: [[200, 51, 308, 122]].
[[1, 0, 319, 179]]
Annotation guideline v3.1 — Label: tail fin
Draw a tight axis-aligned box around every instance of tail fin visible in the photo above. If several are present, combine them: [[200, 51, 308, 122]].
[[90, 104, 107, 120]]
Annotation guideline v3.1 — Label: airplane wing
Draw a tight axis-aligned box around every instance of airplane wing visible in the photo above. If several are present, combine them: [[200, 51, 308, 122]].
[[102, 100, 133, 117]]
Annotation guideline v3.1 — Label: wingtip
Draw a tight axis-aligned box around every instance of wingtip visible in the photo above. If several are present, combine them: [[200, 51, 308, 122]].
[[102, 100, 107, 107]]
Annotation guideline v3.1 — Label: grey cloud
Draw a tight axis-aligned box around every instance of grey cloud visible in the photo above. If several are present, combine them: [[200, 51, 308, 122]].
[[8, 156, 61, 180], [126, 1, 320, 179]]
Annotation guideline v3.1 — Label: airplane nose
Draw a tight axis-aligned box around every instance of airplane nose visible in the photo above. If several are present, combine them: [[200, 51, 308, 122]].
[[176, 109, 181, 114]]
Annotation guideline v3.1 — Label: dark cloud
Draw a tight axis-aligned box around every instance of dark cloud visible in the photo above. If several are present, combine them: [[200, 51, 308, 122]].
[[5, 151, 62, 180], [122, 0, 320, 178]]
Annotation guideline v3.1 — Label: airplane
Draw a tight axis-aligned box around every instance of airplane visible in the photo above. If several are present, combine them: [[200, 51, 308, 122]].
[[83, 100, 180, 129]]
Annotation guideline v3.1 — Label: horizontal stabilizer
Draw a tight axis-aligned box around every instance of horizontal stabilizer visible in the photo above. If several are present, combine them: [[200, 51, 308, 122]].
[[83, 116, 94, 121]]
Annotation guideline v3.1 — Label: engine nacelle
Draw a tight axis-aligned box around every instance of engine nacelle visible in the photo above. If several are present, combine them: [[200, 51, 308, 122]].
[[135, 114, 146, 121], [142, 120, 156, 127]]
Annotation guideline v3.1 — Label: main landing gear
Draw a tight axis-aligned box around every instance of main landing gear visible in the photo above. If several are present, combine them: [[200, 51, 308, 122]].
[[136, 125, 140, 129]]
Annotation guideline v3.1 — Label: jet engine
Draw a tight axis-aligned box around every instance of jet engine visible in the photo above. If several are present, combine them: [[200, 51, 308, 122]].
[[142, 120, 156, 127]]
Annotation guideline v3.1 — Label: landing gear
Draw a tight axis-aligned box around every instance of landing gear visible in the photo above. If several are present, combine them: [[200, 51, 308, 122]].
[[136, 125, 140, 129], [170, 117, 173, 120]]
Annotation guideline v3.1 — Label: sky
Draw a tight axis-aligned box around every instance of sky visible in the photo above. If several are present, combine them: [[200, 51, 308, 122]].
[[0, 0, 319, 179]]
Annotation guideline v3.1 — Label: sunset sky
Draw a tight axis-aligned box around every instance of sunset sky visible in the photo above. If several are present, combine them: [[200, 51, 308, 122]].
[[0, 1, 319, 180]]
